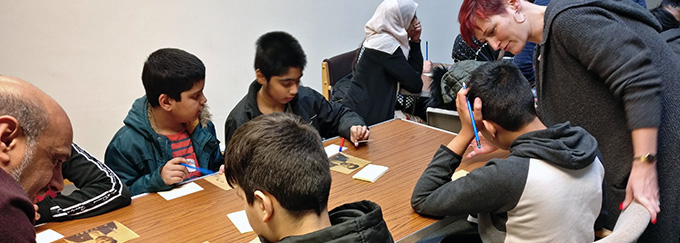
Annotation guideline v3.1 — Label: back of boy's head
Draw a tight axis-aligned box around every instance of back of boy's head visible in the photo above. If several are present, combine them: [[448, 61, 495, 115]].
[[466, 61, 536, 131], [254, 31, 307, 81], [224, 112, 331, 217], [142, 48, 205, 107]]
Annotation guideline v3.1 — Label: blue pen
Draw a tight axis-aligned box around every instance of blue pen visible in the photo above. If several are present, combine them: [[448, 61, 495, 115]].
[[463, 83, 481, 148], [425, 41, 429, 60], [180, 162, 214, 175]]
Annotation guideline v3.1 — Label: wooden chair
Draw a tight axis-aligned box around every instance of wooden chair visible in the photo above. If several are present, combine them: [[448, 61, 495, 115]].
[[321, 48, 360, 100]]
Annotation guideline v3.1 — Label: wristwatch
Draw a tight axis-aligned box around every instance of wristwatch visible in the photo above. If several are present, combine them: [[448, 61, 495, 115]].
[[634, 153, 657, 163]]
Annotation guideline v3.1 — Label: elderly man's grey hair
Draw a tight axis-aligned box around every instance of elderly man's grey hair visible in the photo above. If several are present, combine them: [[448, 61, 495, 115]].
[[0, 87, 49, 181], [0, 89, 49, 143]]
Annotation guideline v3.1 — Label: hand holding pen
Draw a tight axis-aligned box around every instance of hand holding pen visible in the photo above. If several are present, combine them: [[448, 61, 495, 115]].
[[180, 162, 215, 175], [445, 84, 483, 156], [457, 83, 481, 148], [349, 125, 370, 147], [454, 85, 501, 158], [463, 83, 481, 148], [161, 157, 190, 186]]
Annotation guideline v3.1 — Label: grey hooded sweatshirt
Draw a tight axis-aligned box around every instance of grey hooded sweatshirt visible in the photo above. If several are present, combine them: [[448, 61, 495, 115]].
[[411, 122, 604, 242]]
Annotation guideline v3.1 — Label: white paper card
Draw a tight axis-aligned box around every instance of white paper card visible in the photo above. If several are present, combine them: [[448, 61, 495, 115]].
[[324, 144, 346, 157], [227, 210, 253, 233], [131, 192, 149, 200], [352, 164, 388, 183], [451, 170, 469, 181], [36, 229, 64, 243], [249, 237, 262, 243], [157, 182, 203, 200]]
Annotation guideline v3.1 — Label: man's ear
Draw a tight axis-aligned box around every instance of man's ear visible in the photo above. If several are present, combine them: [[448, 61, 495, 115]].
[[255, 70, 267, 85], [254, 190, 274, 222], [481, 120, 497, 141], [158, 94, 173, 112], [0, 116, 21, 165], [0, 116, 20, 148]]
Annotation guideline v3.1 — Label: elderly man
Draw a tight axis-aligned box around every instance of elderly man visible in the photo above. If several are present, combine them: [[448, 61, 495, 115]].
[[0, 76, 73, 242]]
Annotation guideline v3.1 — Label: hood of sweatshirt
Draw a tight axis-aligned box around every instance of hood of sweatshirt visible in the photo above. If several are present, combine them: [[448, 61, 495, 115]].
[[510, 122, 599, 170], [260, 200, 393, 243]]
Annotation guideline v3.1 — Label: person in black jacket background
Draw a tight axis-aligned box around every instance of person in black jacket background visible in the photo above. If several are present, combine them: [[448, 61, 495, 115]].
[[35, 143, 131, 224], [225, 31, 369, 148]]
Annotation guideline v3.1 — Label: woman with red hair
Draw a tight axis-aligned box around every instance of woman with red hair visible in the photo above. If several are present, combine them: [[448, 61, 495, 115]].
[[458, 0, 680, 241]]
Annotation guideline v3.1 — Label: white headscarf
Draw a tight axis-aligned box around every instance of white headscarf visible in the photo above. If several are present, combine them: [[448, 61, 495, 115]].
[[363, 0, 418, 58]]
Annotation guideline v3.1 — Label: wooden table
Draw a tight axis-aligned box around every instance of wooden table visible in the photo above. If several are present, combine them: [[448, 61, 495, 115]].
[[36, 119, 506, 242]]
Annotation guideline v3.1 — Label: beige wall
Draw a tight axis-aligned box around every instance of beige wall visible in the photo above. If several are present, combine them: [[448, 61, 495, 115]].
[[0, 0, 463, 158]]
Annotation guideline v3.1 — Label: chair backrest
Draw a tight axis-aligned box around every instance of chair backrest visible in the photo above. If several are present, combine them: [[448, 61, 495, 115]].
[[321, 48, 360, 100], [426, 107, 461, 133], [594, 202, 650, 243]]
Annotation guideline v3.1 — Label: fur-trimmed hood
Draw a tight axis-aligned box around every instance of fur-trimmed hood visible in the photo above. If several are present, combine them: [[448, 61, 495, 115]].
[[124, 96, 213, 140]]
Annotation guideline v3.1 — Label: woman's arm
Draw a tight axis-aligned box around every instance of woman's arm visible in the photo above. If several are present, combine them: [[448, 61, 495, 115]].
[[552, 6, 662, 221], [382, 46, 423, 93], [625, 128, 660, 222]]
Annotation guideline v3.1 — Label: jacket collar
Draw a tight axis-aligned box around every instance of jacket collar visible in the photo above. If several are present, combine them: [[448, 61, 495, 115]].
[[243, 80, 298, 119], [124, 96, 212, 138], [258, 200, 392, 243]]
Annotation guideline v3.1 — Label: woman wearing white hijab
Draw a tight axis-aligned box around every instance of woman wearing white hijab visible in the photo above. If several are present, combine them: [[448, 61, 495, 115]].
[[340, 0, 429, 125]]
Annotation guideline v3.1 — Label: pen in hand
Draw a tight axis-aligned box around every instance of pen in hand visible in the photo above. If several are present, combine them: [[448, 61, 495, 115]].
[[180, 162, 214, 175], [463, 83, 481, 149]]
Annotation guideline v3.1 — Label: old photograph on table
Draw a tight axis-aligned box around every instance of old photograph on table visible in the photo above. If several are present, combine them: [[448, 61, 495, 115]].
[[329, 153, 372, 174], [63, 221, 139, 243]]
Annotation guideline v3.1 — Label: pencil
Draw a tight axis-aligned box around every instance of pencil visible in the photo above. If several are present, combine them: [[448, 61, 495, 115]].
[[463, 83, 481, 148], [339, 138, 345, 152]]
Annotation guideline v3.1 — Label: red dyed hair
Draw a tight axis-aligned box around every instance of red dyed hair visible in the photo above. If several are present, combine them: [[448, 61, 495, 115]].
[[458, 0, 507, 48]]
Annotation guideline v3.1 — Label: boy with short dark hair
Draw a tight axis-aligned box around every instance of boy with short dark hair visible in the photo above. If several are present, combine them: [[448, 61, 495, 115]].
[[411, 62, 605, 242], [224, 112, 393, 243], [224, 31, 369, 148], [106, 48, 223, 195]]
